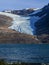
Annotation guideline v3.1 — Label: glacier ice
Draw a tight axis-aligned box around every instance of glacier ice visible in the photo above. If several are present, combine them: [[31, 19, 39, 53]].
[[0, 12, 40, 35]]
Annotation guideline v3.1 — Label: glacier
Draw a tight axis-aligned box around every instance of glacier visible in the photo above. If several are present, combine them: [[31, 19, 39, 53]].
[[0, 12, 40, 35]]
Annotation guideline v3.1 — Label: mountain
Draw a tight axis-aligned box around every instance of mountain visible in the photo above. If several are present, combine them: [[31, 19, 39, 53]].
[[0, 4, 49, 43], [35, 4, 49, 35], [2, 4, 49, 36], [28, 4, 49, 43], [30, 4, 49, 35], [2, 8, 34, 16], [1, 8, 40, 35]]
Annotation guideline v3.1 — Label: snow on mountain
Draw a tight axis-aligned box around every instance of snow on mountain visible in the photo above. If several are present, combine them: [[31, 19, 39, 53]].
[[30, 16, 40, 29], [32, 9, 42, 14], [33, 8, 40, 10], [34, 3, 49, 35], [3, 8, 34, 16], [0, 11, 40, 35], [29, 9, 42, 15]]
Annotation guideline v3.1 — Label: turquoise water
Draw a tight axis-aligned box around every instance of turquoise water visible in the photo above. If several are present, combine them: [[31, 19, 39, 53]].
[[0, 44, 49, 63]]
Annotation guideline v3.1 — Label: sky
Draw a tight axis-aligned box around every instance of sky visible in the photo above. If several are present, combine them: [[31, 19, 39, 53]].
[[0, 0, 49, 11]]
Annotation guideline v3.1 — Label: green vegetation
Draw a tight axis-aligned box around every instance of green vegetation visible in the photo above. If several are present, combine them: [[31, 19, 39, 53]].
[[0, 59, 34, 65], [0, 59, 49, 65]]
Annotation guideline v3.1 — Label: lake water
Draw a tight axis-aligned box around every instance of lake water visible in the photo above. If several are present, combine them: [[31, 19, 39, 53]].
[[0, 43, 49, 63]]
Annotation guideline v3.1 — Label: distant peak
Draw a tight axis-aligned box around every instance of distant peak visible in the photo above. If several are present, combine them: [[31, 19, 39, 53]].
[[33, 8, 40, 10]]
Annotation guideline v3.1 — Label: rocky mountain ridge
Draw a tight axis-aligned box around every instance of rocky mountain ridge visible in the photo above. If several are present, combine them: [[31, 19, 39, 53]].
[[3, 8, 35, 16], [30, 4, 49, 35]]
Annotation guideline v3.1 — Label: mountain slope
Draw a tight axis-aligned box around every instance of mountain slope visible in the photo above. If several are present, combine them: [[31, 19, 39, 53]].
[[0, 4, 49, 43], [3, 8, 34, 16], [30, 4, 49, 35]]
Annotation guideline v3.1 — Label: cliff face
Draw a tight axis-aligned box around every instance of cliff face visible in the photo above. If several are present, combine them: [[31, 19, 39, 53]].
[[28, 4, 49, 35], [34, 4, 49, 35]]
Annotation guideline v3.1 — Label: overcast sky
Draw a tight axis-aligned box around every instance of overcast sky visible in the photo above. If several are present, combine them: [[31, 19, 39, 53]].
[[0, 0, 49, 11]]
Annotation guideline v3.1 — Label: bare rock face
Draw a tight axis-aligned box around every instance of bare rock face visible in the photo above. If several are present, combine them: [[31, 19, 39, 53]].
[[34, 4, 49, 35], [0, 15, 13, 27]]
